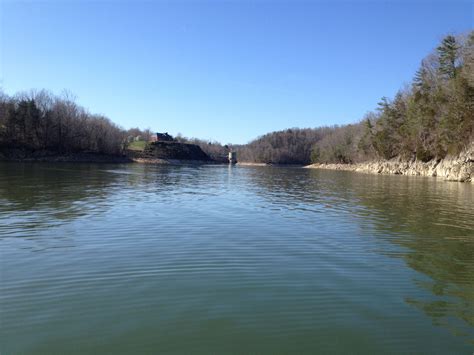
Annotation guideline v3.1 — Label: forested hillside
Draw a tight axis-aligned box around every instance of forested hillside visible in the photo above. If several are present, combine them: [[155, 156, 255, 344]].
[[0, 91, 125, 155], [237, 32, 474, 164], [236, 128, 332, 164]]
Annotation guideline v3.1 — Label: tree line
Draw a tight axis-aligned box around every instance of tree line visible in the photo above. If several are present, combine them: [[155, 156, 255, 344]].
[[236, 32, 474, 165], [236, 128, 332, 164], [0, 90, 125, 155], [365, 33, 474, 162], [0, 90, 232, 159]]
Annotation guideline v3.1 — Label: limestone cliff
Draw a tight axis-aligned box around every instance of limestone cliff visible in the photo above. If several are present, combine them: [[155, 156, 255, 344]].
[[305, 142, 474, 183]]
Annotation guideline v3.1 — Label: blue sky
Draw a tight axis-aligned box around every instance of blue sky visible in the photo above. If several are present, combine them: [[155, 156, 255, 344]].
[[1, 0, 472, 144]]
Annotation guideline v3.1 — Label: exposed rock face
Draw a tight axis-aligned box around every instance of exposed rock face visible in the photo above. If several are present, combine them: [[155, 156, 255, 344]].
[[137, 142, 211, 161], [305, 142, 474, 183]]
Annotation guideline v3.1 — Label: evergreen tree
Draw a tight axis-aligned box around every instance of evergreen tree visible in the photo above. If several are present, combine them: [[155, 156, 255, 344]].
[[437, 35, 459, 79]]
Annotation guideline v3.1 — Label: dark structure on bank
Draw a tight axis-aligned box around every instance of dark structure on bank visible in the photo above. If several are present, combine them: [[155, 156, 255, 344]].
[[140, 134, 211, 161], [155, 132, 175, 142]]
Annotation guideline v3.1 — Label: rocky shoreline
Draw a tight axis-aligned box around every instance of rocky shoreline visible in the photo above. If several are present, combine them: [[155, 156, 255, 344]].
[[236, 162, 270, 166], [305, 143, 474, 183]]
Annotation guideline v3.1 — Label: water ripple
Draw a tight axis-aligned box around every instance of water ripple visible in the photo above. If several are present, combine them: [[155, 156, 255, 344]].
[[0, 163, 473, 354]]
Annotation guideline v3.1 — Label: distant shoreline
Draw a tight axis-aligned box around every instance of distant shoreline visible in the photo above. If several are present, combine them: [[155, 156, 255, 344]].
[[0, 149, 132, 164], [0, 152, 220, 165], [0, 141, 216, 164], [2, 145, 472, 183]]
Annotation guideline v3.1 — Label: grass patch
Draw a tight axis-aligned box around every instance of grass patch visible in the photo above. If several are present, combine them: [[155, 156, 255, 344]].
[[127, 140, 147, 151]]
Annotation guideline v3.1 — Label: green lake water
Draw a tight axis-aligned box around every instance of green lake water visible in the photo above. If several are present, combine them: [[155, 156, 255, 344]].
[[0, 162, 473, 354]]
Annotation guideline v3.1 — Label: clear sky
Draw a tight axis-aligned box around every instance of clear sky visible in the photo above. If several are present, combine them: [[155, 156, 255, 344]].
[[1, 0, 472, 144]]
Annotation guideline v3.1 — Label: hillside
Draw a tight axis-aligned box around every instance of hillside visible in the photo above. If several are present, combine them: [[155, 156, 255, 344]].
[[236, 33, 474, 168]]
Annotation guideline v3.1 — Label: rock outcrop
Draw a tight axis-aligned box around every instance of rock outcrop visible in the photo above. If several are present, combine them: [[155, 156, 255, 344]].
[[305, 142, 474, 183], [132, 141, 211, 162]]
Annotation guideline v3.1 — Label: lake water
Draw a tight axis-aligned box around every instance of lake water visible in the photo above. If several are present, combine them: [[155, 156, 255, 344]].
[[0, 162, 473, 354]]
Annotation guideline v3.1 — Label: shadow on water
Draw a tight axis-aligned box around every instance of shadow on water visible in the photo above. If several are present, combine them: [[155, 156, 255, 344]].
[[245, 166, 474, 342], [0, 163, 121, 236], [340, 172, 474, 342]]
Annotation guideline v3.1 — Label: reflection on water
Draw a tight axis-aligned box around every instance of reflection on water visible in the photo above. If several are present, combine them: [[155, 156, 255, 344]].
[[0, 162, 473, 354], [308, 170, 474, 340]]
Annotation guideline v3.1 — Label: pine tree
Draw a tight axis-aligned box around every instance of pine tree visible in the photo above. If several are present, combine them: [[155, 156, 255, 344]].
[[437, 35, 459, 79]]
